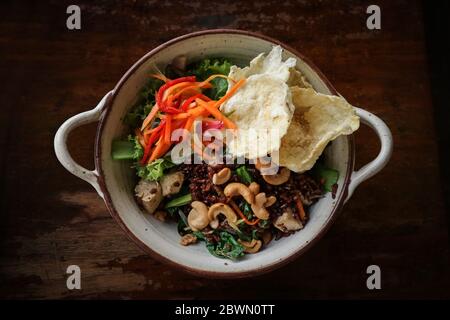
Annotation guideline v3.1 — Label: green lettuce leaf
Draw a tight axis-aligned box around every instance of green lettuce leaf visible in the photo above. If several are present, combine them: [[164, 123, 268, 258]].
[[124, 78, 163, 127], [236, 166, 253, 184], [111, 135, 143, 161], [312, 162, 339, 192], [136, 157, 175, 181], [193, 231, 245, 260], [186, 58, 232, 100]]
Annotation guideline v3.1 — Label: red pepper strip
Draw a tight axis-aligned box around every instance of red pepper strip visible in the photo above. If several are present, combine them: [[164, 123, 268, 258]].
[[198, 93, 212, 102], [162, 96, 182, 114], [164, 115, 172, 145], [181, 94, 203, 111], [143, 119, 165, 136], [140, 122, 165, 164], [156, 76, 196, 111]]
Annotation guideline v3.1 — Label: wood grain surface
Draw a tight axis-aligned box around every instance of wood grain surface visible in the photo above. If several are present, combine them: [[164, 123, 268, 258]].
[[0, 0, 449, 299]]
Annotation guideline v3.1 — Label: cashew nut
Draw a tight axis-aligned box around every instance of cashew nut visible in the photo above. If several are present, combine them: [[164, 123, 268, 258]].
[[251, 192, 270, 220], [238, 239, 262, 254], [248, 182, 260, 195], [265, 196, 277, 207], [212, 167, 231, 185], [208, 203, 238, 228], [261, 167, 291, 185], [187, 201, 210, 231], [224, 183, 254, 204]]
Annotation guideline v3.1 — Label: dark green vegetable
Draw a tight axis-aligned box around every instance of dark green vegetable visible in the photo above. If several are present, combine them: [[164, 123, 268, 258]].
[[124, 78, 163, 127], [111, 140, 135, 160], [185, 58, 232, 100], [208, 231, 245, 260], [111, 135, 143, 160], [165, 193, 192, 208], [258, 219, 271, 229], [136, 156, 175, 181], [313, 163, 339, 192], [251, 229, 259, 240], [236, 166, 253, 184], [193, 231, 245, 260], [209, 77, 228, 100], [210, 232, 245, 260], [238, 200, 253, 220], [177, 219, 188, 236]]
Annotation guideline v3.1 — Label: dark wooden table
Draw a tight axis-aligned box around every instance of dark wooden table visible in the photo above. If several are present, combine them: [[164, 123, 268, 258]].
[[1, 0, 449, 299]]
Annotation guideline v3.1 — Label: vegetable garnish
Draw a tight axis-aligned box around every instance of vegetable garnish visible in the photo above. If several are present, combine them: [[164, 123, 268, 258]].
[[150, 73, 170, 83], [110, 52, 347, 261], [165, 193, 193, 208], [132, 72, 244, 165], [312, 162, 339, 192], [195, 99, 236, 129], [295, 196, 306, 222], [236, 166, 253, 184], [229, 200, 260, 226]]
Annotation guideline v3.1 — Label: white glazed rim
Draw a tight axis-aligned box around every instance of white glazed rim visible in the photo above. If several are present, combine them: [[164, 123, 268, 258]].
[[94, 29, 355, 278]]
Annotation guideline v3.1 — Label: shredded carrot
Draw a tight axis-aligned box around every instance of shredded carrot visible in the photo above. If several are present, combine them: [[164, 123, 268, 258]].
[[135, 128, 146, 149], [212, 78, 245, 109], [196, 99, 236, 129], [198, 93, 212, 102], [140, 105, 159, 131], [135, 75, 245, 164], [164, 115, 172, 144], [172, 112, 191, 120], [172, 85, 206, 100], [183, 116, 195, 131], [163, 82, 195, 100], [197, 74, 232, 88], [141, 130, 160, 164], [188, 106, 208, 117], [149, 137, 167, 163], [150, 73, 169, 83], [295, 196, 306, 222], [229, 200, 260, 226]]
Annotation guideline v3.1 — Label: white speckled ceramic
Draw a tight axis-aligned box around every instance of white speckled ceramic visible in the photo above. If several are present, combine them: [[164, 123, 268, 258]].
[[54, 30, 393, 278]]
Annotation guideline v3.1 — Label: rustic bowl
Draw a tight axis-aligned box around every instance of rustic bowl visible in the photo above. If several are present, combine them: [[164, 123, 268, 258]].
[[54, 29, 393, 278]]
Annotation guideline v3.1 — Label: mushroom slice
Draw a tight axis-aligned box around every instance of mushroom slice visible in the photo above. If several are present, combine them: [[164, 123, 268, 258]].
[[273, 208, 303, 232], [135, 179, 163, 214]]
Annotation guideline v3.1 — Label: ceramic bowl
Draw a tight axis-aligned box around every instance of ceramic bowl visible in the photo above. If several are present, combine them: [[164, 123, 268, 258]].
[[54, 29, 393, 278]]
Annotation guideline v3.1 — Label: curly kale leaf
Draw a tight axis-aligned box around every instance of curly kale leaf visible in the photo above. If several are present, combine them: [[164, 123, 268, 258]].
[[186, 58, 232, 100], [135, 156, 175, 181], [124, 78, 164, 127]]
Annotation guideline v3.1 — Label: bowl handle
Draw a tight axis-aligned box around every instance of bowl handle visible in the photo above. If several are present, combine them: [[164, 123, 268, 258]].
[[345, 107, 393, 202], [54, 91, 113, 199]]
